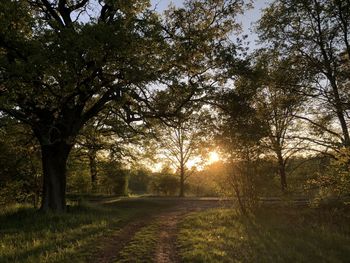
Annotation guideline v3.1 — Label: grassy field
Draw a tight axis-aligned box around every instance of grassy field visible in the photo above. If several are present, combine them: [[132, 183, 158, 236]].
[[2, 198, 350, 263], [0, 198, 172, 263], [177, 206, 350, 263]]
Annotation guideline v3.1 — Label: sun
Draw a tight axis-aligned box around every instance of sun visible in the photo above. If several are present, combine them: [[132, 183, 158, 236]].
[[208, 151, 220, 164]]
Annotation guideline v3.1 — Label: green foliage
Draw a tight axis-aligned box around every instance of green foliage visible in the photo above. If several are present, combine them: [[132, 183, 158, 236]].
[[99, 161, 129, 196], [0, 0, 246, 211], [258, 0, 350, 147], [0, 0, 164, 210], [186, 174, 220, 197], [66, 153, 91, 193], [67, 170, 91, 194], [308, 149, 350, 206], [154, 109, 214, 196], [0, 181, 31, 206], [149, 173, 179, 196], [128, 168, 152, 194], [215, 87, 265, 212], [186, 162, 227, 197], [0, 118, 41, 206]]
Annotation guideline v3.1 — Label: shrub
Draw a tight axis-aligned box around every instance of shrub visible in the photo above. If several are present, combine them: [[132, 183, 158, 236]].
[[129, 169, 151, 194], [307, 148, 350, 206], [149, 173, 178, 196], [0, 180, 32, 206], [99, 161, 129, 196]]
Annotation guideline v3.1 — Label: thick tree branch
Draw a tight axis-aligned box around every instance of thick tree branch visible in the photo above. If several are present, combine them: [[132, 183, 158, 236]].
[[39, 0, 65, 27]]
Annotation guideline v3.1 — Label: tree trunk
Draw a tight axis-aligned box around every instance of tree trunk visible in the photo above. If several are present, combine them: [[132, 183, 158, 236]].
[[336, 109, 350, 146], [179, 164, 185, 197], [40, 142, 72, 212], [277, 154, 287, 192], [329, 79, 350, 146], [88, 150, 98, 193]]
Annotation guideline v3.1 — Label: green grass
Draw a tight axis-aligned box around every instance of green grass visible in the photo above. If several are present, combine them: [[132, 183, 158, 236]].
[[177, 207, 350, 263], [3, 198, 350, 263], [0, 198, 171, 263], [116, 223, 159, 263]]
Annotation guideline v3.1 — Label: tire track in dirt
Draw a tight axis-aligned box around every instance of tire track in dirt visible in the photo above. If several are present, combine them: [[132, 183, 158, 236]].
[[92, 199, 227, 263], [154, 200, 226, 263], [155, 211, 183, 263], [93, 218, 153, 263]]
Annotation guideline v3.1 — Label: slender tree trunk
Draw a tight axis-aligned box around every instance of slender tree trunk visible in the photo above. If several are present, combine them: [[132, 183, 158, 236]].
[[336, 109, 349, 146], [332, 84, 350, 146], [277, 154, 287, 192], [88, 150, 98, 193], [40, 142, 72, 212], [233, 181, 247, 215], [279, 164, 287, 192], [179, 164, 185, 197], [229, 160, 247, 215]]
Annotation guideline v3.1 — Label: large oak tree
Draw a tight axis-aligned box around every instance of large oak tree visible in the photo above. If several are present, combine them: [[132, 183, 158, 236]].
[[0, 0, 245, 211], [0, 0, 165, 211]]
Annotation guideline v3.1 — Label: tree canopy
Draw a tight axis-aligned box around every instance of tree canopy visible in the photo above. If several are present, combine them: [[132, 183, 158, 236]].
[[0, 0, 246, 211]]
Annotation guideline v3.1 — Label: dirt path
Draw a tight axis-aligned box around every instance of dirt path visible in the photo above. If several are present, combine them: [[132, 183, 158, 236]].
[[155, 200, 225, 263], [155, 210, 182, 263], [93, 218, 153, 263], [93, 199, 227, 263]]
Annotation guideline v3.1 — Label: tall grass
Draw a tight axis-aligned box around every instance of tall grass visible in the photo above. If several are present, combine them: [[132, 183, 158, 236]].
[[177, 207, 350, 263], [0, 199, 170, 263]]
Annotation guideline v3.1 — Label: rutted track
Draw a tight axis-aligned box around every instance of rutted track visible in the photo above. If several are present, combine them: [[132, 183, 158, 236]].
[[92, 198, 229, 263]]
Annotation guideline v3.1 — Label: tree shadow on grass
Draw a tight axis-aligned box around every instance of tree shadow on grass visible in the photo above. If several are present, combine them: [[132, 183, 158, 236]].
[[0, 199, 175, 263], [239, 207, 350, 263]]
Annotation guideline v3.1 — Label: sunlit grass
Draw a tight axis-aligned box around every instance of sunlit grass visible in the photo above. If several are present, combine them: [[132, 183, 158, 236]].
[[177, 207, 350, 263], [116, 223, 159, 263], [4, 199, 349, 263], [0, 199, 170, 263]]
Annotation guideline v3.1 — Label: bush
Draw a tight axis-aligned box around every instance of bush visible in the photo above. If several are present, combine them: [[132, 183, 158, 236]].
[[99, 161, 129, 196], [67, 170, 91, 194], [128, 169, 151, 194], [149, 173, 178, 196], [307, 148, 350, 206], [0, 181, 33, 206]]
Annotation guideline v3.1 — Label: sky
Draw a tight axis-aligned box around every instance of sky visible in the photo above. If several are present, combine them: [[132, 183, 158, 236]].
[[150, 0, 272, 52]]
